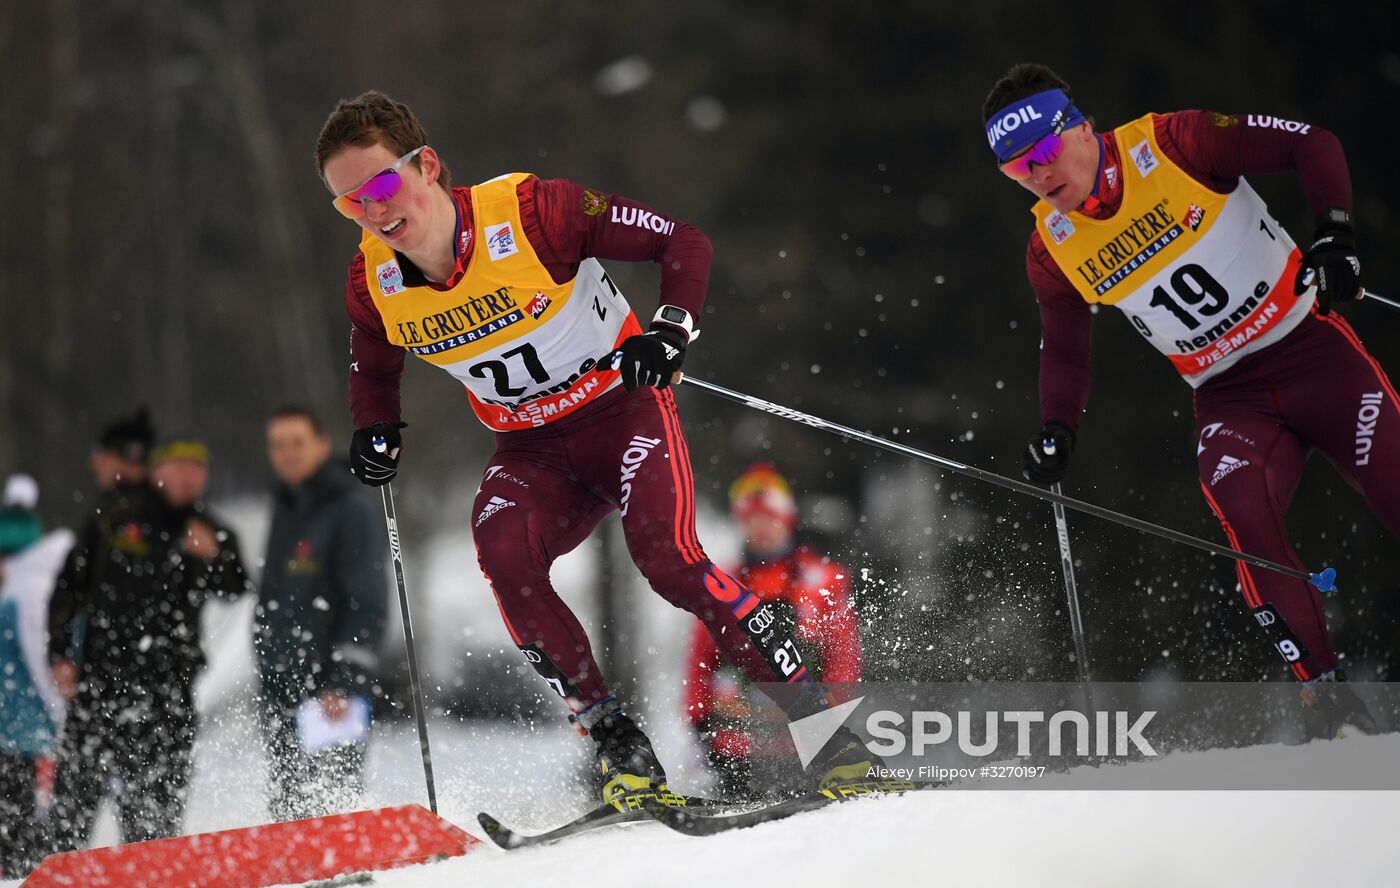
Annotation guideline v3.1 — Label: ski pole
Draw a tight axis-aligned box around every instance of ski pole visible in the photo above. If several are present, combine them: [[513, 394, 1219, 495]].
[[1036, 437, 1093, 697], [377, 480, 439, 815], [1049, 476, 1093, 709], [677, 375, 1337, 593], [1038, 436, 1091, 686], [1361, 289, 1400, 312]]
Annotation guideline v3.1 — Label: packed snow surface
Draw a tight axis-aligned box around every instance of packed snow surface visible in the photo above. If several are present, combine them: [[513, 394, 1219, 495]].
[[10, 721, 1396, 888], [351, 732, 1400, 888]]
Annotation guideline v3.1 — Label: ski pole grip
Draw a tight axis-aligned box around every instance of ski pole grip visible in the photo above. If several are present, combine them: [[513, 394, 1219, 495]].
[[372, 435, 387, 454]]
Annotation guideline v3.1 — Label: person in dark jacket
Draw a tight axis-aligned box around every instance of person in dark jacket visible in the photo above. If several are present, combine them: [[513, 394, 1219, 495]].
[[257, 406, 388, 821], [47, 407, 156, 715], [46, 434, 249, 853]]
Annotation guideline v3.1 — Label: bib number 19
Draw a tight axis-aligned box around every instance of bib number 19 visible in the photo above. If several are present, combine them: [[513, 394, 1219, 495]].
[[1147, 263, 1229, 331]]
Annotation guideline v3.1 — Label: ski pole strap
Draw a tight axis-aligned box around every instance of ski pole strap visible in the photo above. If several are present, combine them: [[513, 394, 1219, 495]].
[[677, 375, 1337, 593]]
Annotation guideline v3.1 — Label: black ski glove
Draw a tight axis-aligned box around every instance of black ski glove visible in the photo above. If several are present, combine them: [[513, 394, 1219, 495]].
[[349, 421, 407, 487], [1294, 210, 1362, 316], [607, 326, 687, 390], [1022, 421, 1076, 486]]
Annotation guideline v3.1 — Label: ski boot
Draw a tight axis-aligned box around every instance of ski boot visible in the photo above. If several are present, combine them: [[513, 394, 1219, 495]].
[[582, 701, 675, 810], [806, 725, 915, 798], [1300, 670, 1378, 739]]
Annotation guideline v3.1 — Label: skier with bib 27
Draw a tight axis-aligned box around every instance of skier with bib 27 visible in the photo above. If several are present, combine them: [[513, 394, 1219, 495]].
[[315, 91, 886, 805]]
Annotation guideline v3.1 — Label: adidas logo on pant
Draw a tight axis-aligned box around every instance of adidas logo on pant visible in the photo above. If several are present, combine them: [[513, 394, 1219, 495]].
[[476, 495, 517, 526], [1210, 455, 1250, 486]]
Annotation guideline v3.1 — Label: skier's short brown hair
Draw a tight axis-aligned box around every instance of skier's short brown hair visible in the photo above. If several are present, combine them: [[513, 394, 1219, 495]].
[[315, 90, 451, 190]]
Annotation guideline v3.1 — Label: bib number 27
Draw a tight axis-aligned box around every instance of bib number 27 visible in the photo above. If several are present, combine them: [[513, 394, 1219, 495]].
[[469, 342, 550, 397]]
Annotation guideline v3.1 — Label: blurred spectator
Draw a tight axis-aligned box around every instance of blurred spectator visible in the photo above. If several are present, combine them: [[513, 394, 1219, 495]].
[[46, 434, 249, 853], [257, 406, 387, 821], [148, 437, 251, 586], [0, 475, 74, 877], [47, 411, 156, 708], [88, 407, 154, 493], [684, 464, 863, 799]]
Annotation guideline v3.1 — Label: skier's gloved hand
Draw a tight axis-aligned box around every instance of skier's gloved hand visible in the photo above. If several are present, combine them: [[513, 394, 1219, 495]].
[[1294, 210, 1362, 315], [605, 326, 687, 391], [350, 421, 407, 487], [1022, 421, 1076, 485]]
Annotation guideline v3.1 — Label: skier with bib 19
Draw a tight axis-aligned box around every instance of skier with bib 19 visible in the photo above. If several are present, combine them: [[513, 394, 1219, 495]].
[[314, 91, 886, 806], [985, 64, 1398, 734]]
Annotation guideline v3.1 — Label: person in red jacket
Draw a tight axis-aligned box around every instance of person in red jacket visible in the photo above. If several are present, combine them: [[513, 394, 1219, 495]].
[[984, 64, 1395, 734], [685, 464, 862, 798], [315, 91, 885, 806]]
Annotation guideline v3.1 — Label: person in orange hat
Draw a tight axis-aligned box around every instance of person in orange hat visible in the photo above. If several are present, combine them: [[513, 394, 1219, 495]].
[[683, 464, 863, 799]]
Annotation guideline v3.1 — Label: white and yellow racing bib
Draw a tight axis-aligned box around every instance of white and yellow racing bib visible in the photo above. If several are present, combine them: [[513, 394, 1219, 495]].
[[360, 172, 641, 430], [1033, 114, 1313, 386]]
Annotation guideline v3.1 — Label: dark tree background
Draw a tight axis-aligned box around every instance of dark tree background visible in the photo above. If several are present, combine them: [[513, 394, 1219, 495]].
[[4, 3, 1398, 688]]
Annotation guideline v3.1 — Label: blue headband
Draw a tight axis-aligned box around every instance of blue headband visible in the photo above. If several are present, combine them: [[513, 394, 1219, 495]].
[[986, 88, 1086, 163]]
